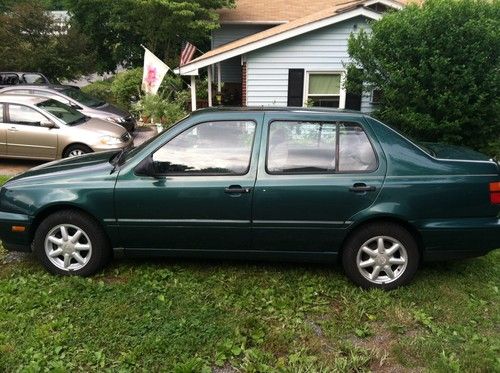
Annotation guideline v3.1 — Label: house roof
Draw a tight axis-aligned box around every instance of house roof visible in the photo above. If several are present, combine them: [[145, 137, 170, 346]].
[[176, 0, 420, 74], [217, 0, 419, 24]]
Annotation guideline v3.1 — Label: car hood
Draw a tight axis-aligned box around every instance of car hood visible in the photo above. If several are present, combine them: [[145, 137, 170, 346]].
[[95, 103, 130, 118], [422, 142, 493, 161], [6, 151, 118, 184], [77, 117, 127, 137]]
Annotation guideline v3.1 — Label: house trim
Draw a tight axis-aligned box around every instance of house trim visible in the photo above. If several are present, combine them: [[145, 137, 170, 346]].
[[176, 7, 381, 75]]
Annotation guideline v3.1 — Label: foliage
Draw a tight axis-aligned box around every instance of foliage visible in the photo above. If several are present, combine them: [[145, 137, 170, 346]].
[[110, 68, 143, 110], [0, 0, 96, 81], [347, 0, 500, 156], [132, 94, 187, 127], [81, 80, 114, 105], [66, 0, 235, 73]]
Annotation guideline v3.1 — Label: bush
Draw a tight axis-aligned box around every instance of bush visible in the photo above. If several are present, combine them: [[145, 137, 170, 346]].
[[347, 0, 500, 155], [81, 80, 114, 104], [132, 94, 187, 128], [110, 68, 143, 110]]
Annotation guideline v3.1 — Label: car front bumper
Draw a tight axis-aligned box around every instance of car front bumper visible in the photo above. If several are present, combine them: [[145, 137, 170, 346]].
[[417, 217, 500, 260], [0, 211, 32, 252]]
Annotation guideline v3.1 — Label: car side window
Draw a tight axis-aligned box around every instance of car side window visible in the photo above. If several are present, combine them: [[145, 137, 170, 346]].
[[152, 121, 256, 175], [338, 123, 377, 172], [23, 74, 45, 84], [267, 121, 337, 174], [8, 104, 48, 126]]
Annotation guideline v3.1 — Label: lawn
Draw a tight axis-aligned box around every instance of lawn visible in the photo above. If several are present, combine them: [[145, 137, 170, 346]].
[[0, 176, 498, 372]]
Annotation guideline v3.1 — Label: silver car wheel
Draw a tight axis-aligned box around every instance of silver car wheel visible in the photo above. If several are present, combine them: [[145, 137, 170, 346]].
[[44, 224, 92, 271], [356, 236, 408, 284], [68, 149, 85, 157]]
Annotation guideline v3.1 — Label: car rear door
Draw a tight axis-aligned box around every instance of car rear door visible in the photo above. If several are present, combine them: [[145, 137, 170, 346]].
[[114, 112, 263, 252], [252, 112, 387, 252], [0, 104, 7, 155], [5, 104, 58, 159]]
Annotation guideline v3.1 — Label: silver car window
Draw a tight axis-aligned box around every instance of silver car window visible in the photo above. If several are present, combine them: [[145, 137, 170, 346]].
[[8, 104, 47, 126]]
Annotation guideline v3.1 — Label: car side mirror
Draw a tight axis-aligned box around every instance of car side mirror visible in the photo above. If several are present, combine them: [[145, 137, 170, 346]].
[[135, 156, 164, 179], [40, 121, 58, 129]]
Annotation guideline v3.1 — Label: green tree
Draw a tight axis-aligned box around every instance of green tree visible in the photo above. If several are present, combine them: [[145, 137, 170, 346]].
[[0, 0, 96, 80], [66, 0, 235, 73], [347, 0, 500, 155]]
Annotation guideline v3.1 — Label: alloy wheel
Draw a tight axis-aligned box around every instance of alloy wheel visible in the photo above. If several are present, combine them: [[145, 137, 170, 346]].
[[356, 235, 408, 284], [44, 224, 92, 271]]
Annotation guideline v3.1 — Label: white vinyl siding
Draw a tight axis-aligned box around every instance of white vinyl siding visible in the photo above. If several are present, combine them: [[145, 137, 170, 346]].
[[245, 17, 374, 112]]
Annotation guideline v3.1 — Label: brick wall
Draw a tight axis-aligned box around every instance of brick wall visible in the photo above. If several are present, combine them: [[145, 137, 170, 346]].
[[241, 62, 247, 107]]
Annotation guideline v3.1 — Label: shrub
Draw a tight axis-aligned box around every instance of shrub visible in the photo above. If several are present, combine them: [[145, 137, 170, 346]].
[[347, 0, 500, 155], [132, 94, 187, 128], [81, 80, 114, 104], [110, 68, 143, 110]]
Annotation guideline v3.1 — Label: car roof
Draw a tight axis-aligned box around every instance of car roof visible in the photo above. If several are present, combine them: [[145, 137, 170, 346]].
[[193, 106, 366, 116], [0, 84, 70, 91], [0, 94, 52, 105]]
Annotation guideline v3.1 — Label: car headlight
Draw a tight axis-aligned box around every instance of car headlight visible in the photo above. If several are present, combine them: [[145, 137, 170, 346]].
[[106, 117, 125, 124], [100, 135, 122, 145]]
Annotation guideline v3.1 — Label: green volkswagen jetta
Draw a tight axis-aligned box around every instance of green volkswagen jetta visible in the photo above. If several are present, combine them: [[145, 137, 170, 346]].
[[0, 108, 499, 289]]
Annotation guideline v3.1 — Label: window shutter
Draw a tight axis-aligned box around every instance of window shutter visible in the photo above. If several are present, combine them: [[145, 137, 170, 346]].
[[287, 69, 304, 107]]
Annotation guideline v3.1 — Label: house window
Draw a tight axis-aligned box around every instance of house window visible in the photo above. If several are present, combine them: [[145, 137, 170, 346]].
[[306, 73, 341, 108], [371, 89, 383, 104]]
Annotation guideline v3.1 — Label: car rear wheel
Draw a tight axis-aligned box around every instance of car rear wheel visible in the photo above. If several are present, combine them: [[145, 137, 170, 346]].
[[63, 144, 93, 158], [342, 222, 419, 290], [33, 210, 111, 276]]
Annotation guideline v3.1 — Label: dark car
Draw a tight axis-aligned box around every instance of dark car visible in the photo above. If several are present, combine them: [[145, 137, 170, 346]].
[[0, 85, 136, 132], [0, 72, 52, 88], [0, 107, 498, 289]]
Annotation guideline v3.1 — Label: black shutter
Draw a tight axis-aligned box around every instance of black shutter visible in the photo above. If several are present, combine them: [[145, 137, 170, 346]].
[[287, 69, 304, 107]]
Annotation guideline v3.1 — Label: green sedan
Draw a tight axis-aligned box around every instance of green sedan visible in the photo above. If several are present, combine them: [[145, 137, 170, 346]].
[[0, 108, 499, 289]]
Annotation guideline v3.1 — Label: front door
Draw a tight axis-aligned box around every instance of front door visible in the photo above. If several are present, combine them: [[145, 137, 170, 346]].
[[252, 113, 386, 252], [6, 104, 58, 159], [114, 115, 262, 252], [0, 104, 7, 155]]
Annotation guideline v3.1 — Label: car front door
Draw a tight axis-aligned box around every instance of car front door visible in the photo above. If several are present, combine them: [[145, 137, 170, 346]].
[[252, 113, 387, 252], [6, 104, 58, 159], [114, 113, 263, 252]]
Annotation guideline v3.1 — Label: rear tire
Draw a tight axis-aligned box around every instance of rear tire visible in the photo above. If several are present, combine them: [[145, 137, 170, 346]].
[[342, 222, 419, 290], [33, 210, 111, 276], [63, 144, 93, 158]]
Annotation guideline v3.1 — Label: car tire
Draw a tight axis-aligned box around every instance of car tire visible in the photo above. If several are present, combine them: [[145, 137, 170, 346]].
[[33, 210, 111, 276], [342, 222, 420, 290], [63, 144, 93, 158]]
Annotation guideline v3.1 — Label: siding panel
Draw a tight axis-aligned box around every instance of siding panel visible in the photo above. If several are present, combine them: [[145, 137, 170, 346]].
[[246, 17, 374, 112]]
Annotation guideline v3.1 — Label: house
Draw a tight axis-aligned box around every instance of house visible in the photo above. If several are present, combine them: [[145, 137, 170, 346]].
[[177, 0, 419, 111]]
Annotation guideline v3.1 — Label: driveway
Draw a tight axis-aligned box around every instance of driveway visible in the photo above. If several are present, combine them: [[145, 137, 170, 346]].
[[0, 126, 157, 176]]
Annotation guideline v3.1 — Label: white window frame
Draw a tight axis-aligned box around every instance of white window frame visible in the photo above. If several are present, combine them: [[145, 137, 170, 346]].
[[303, 70, 347, 109]]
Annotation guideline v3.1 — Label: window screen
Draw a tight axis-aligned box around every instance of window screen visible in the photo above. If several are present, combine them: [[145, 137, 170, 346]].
[[152, 121, 256, 175]]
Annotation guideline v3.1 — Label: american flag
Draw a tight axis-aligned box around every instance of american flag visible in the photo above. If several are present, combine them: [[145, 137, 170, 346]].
[[180, 42, 197, 66]]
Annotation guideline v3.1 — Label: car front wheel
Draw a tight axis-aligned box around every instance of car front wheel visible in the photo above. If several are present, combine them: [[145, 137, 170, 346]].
[[33, 210, 111, 276], [342, 222, 420, 290]]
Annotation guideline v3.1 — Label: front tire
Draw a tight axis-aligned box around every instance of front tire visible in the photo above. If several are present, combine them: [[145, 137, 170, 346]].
[[342, 222, 420, 290], [33, 210, 111, 276], [63, 144, 93, 158]]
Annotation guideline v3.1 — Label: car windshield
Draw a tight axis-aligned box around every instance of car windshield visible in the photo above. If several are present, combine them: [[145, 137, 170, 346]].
[[36, 99, 88, 126], [61, 87, 105, 108]]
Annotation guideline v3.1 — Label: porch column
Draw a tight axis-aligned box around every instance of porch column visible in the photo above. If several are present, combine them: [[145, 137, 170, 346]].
[[217, 63, 222, 92], [190, 75, 197, 111], [339, 72, 347, 109], [207, 66, 213, 107]]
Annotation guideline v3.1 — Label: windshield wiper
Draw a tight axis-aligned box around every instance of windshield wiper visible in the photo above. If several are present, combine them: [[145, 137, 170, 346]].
[[68, 116, 88, 126]]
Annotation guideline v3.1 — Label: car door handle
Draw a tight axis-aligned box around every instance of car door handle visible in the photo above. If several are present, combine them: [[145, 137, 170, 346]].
[[8, 127, 18, 132], [224, 186, 252, 194], [349, 183, 376, 193]]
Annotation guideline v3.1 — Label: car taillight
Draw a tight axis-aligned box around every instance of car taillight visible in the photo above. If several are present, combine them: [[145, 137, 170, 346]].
[[490, 182, 500, 204]]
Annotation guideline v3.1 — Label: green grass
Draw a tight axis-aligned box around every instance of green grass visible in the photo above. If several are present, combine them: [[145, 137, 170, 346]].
[[0, 174, 498, 372]]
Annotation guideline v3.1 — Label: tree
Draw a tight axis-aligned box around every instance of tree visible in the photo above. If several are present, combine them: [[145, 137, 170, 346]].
[[0, 0, 96, 80], [66, 0, 235, 73], [347, 0, 500, 155]]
